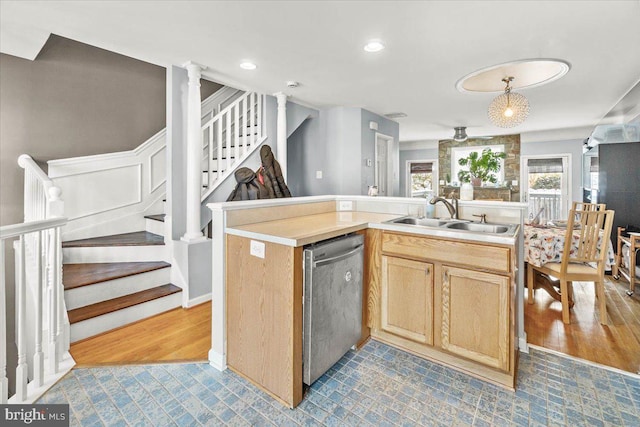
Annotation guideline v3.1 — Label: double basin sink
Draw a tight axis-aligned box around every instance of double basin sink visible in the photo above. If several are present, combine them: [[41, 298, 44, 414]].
[[385, 216, 518, 235]]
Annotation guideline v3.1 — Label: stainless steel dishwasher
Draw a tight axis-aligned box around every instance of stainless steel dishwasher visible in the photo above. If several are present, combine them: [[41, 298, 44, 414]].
[[303, 233, 364, 385]]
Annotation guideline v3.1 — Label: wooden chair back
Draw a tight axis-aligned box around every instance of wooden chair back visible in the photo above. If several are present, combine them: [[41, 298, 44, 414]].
[[571, 201, 606, 211], [560, 209, 615, 275]]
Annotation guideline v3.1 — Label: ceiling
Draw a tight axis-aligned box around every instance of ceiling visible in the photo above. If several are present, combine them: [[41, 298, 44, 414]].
[[2, 1, 640, 142]]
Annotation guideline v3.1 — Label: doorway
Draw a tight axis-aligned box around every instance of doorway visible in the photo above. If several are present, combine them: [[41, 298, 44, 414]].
[[405, 159, 438, 198], [375, 133, 394, 196], [521, 154, 571, 222]]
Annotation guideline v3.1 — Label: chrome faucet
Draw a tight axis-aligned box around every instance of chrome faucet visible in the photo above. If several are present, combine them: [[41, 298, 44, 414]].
[[429, 192, 459, 220]]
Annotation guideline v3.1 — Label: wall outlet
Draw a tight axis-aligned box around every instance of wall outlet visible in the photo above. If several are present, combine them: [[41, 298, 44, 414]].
[[439, 180, 445, 185], [316, 170, 323, 179], [511, 180, 518, 186], [365, 159, 372, 167], [338, 201, 353, 211], [250, 240, 265, 259]]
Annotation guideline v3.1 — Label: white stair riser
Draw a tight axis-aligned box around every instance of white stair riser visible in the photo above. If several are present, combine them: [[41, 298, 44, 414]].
[[63, 245, 168, 263], [64, 267, 171, 310], [145, 218, 165, 237], [70, 292, 182, 343]]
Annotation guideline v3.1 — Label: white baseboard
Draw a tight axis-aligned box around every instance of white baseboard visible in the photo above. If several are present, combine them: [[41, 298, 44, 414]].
[[518, 335, 529, 353], [185, 293, 212, 308], [208, 349, 226, 371]]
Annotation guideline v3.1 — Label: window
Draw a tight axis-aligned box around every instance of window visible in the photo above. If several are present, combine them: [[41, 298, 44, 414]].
[[521, 155, 570, 221], [451, 145, 505, 185], [406, 160, 437, 197]]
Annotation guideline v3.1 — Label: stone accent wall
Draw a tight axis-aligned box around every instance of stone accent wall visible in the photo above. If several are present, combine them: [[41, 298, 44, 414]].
[[438, 134, 520, 201]]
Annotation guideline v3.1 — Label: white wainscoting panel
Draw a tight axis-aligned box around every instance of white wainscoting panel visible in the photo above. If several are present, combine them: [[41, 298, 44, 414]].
[[149, 145, 167, 194], [55, 164, 142, 220]]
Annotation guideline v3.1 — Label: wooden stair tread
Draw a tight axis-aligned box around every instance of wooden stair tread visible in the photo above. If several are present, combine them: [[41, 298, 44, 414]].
[[63, 231, 164, 248], [63, 261, 171, 290], [144, 214, 166, 222], [68, 284, 181, 324]]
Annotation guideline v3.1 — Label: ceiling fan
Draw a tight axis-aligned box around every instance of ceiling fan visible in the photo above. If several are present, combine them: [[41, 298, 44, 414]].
[[442, 127, 493, 142]]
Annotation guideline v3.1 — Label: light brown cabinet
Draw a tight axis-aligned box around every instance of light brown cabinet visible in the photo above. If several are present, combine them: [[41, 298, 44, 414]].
[[381, 256, 433, 345], [371, 230, 517, 389], [441, 265, 509, 371]]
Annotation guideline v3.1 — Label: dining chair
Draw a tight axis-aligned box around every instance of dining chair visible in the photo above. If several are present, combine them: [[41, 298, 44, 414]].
[[572, 201, 606, 211], [527, 208, 615, 324]]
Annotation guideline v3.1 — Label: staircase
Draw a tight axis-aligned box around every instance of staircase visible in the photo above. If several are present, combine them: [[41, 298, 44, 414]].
[[48, 88, 267, 342], [62, 226, 181, 343], [4, 84, 270, 404]]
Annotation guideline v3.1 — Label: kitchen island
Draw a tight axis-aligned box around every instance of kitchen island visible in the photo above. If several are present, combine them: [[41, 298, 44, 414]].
[[208, 196, 527, 408]]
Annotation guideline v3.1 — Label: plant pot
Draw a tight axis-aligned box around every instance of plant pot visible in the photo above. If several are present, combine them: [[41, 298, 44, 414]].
[[471, 177, 482, 187], [460, 182, 474, 200]]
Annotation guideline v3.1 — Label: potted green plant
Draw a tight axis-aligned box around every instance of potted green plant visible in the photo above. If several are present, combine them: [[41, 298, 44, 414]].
[[457, 148, 507, 186]]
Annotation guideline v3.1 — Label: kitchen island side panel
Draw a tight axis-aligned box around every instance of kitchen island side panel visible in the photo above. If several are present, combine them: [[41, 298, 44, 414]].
[[226, 234, 303, 407]]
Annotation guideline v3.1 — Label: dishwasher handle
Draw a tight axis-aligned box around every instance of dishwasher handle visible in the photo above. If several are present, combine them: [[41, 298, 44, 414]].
[[313, 244, 363, 268]]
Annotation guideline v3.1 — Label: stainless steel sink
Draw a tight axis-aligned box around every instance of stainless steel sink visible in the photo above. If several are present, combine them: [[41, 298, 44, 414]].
[[390, 217, 450, 227], [384, 215, 517, 236], [444, 222, 511, 234]]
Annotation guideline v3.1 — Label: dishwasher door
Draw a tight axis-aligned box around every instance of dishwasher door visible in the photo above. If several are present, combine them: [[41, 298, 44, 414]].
[[303, 233, 364, 385]]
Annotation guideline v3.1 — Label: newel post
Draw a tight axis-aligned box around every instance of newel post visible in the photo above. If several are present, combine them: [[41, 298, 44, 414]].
[[274, 92, 288, 181], [182, 61, 207, 242]]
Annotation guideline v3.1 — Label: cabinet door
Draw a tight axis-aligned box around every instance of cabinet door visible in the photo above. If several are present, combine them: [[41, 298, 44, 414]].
[[441, 266, 509, 371], [381, 256, 433, 345]]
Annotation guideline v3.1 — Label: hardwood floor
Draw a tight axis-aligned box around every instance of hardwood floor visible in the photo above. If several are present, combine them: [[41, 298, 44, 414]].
[[70, 301, 211, 366], [525, 275, 640, 374]]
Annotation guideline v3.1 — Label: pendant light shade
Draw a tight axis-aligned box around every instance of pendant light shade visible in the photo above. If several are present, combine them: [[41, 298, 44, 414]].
[[488, 77, 529, 128]]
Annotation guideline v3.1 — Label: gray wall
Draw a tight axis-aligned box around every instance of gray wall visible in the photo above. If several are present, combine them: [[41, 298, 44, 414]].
[[520, 138, 584, 204], [288, 118, 320, 196], [0, 35, 164, 226], [399, 148, 439, 196], [288, 106, 400, 196]]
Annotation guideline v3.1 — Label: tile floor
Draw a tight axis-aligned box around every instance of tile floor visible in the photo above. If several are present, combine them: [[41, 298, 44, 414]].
[[39, 341, 640, 426]]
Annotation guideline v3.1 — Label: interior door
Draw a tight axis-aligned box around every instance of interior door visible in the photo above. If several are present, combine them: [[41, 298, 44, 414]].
[[521, 155, 570, 222], [375, 133, 394, 197]]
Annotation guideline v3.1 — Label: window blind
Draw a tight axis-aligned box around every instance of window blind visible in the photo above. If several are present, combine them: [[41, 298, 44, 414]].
[[527, 158, 563, 173], [410, 162, 433, 173]]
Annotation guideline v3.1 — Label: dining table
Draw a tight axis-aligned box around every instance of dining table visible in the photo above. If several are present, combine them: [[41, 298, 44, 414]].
[[523, 223, 616, 303]]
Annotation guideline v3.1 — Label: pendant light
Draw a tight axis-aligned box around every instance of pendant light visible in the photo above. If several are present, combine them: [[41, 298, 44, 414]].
[[488, 77, 530, 128], [453, 127, 468, 142]]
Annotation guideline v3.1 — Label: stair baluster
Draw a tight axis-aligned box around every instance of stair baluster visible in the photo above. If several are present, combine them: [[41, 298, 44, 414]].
[[200, 91, 267, 200]]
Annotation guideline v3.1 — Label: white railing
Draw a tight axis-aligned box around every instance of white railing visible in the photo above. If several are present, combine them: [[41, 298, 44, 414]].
[[18, 155, 64, 222], [3, 155, 73, 403], [528, 191, 563, 221], [1, 217, 72, 404], [201, 92, 266, 200]]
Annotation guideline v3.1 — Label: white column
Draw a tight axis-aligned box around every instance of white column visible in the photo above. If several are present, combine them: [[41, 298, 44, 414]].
[[182, 62, 207, 242], [274, 92, 288, 182]]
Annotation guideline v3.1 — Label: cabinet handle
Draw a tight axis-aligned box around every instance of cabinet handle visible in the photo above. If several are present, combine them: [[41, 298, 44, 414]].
[[425, 266, 430, 275]]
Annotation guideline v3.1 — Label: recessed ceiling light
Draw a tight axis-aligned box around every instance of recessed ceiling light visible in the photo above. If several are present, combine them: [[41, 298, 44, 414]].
[[364, 40, 385, 53], [240, 61, 257, 70]]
